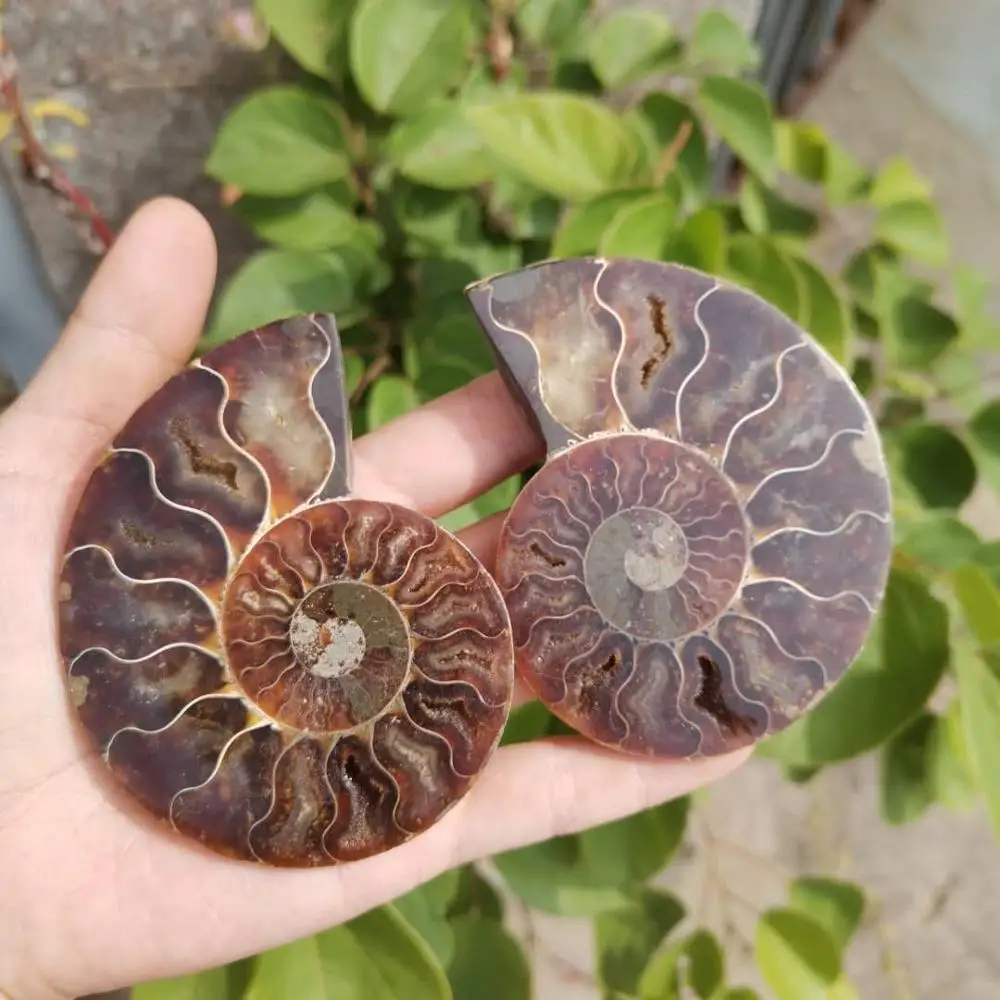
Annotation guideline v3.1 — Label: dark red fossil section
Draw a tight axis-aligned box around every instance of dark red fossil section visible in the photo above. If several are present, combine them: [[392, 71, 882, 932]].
[[477, 258, 893, 759], [57, 315, 515, 866]]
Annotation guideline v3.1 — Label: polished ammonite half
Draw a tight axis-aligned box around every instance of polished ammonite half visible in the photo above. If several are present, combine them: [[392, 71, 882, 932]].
[[466, 257, 893, 760], [58, 314, 515, 865]]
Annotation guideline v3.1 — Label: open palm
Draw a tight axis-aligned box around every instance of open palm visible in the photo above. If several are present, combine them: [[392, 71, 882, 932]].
[[0, 199, 749, 1000]]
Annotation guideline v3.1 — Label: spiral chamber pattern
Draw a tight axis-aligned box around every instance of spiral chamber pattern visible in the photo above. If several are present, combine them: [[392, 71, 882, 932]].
[[468, 257, 894, 759], [58, 315, 514, 865]]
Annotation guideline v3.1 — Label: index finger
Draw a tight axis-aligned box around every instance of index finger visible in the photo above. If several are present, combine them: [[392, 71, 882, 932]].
[[352, 371, 544, 517]]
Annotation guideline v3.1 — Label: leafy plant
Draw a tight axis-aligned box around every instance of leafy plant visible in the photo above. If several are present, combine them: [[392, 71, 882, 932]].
[[139, 2, 1000, 997]]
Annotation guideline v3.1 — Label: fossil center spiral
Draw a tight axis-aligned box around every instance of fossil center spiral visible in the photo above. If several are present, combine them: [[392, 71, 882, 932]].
[[508, 433, 750, 645], [589, 508, 689, 593], [288, 581, 407, 681], [219, 507, 418, 732]]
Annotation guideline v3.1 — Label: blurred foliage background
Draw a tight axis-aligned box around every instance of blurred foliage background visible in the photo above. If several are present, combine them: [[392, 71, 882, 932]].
[[130, 1, 1000, 997]]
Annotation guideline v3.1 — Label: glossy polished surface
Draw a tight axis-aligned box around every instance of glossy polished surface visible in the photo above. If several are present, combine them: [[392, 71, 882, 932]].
[[469, 258, 893, 759], [59, 314, 514, 865]]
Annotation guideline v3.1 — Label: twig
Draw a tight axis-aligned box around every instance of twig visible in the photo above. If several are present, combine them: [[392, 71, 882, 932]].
[[692, 812, 757, 952], [0, 39, 115, 253], [485, 0, 515, 82], [509, 895, 594, 987], [348, 320, 394, 406], [653, 121, 694, 188], [711, 836, 796, 881]]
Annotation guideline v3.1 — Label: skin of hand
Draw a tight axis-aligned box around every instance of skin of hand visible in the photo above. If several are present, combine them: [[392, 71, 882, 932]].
[[0, 198, 751, 1000]]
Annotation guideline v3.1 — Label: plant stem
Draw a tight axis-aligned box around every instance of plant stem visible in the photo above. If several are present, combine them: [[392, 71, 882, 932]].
[[0, 38, 115, 253], [653, 121, 693, 188], [349, 318, 394, 406], [486, 0, 515, 82]]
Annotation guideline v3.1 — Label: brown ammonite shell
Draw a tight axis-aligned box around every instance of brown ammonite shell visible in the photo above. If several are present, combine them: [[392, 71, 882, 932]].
[[465, 258, 893, 760], [57, 314, 514, 866]]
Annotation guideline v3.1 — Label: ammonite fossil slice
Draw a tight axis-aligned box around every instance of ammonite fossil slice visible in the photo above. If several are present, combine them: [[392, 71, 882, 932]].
[[466, 258, 893, 760], [58, 314, 514, 866]]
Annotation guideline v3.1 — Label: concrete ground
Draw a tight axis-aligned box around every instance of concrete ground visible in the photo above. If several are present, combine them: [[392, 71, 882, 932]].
[[6, 1, 1000, 998]]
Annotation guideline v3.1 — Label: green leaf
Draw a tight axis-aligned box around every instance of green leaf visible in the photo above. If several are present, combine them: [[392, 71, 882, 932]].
[[690, 9, 760, 71], [788, 878, 865, 952], [953, 564, 1000, 648], [245, 936, 329, 1000], [685, 929, 725, 998], [665, 207, 727, 272], [256, 0, 354, 81], [493, 835, 631, 916], [438, 474, 520, 533], [869, 157, 932, 207], [446, 916, 531, 1000], [775, 121, 825, 183], [393, 870, 463, 966], [935, 346, 989, 420], [874, 198, 949, 266], [394, 187, 480, 254], [625, 93, 710, 208], [514, 0, 589, 49], [842, 244, 899, 315], [776, 121, 869, 202], [486, 172, 562, 240], [759, 568, 950, 767], [954, 263, 1000, 348], [587, 10, 678, 89], [880, 713, 936, 825], [896, 514, 982, 571], [968, 400, 1000, 495], [698, 75, 775, 181], [578, 796, 690, 886], [928, 697, 980, 812], [978, 540, 1000, 586], [637, 935, 687, 999], [595, 888, 685, 995], [367, 374, 421, 429], [406, 310, 495, 399], [134, 964, 250, 1000], [726, 234, 802, 322], [738, 176, 818, 239], [234, 185, 361, 250], [206, 85, 349, 196], [955, 648, 1000, 839], [551, 57, 603, 93], [467, 92, 641, 201], [203, 248, 361, 349], [598, 192, 677, 258], [756, 908, 841, 1000], [890, 422, 976, 510], [450, 866, 504, 921], [884, 295, 958, 371], [637, 928, 725, 1000], [551, 190, 650, 257], [386, 103, 495, 189], [823, 141, 872, 203], [785, 253, 850, 363], [349, 0, 473, 116], [247, 906, 450, 1000], [500, 700, 558, 746]]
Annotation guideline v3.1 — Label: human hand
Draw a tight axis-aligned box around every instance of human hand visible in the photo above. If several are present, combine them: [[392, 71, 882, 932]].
[[0, 198, 750, 1000]]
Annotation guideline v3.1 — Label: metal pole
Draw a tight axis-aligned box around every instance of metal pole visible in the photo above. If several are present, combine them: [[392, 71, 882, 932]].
[[0, 158, 66, 390], [710, 0, 847, 191]]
